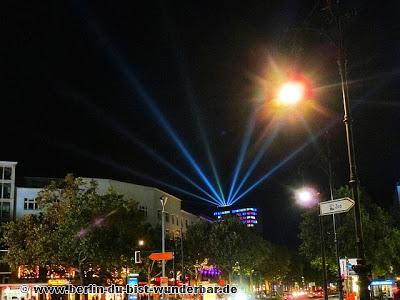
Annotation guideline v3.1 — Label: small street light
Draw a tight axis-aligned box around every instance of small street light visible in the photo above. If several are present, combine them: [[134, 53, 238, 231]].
[[138, 239, 145, 247], [294, 187, 318, 207], [294, 187, 328, 300]]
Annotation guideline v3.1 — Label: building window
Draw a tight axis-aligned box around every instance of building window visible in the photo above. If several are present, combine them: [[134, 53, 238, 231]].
[[139, 205, 148, 216], [171, 215, 175, 225], [1, 183, 11, 199], [185, 220, 188, 228], [24, 198, 38, 210], [157, 210, 161, 220], [165, 212, 170, 223], [0, 202, 10, 221], [2, 167, 12, 180]]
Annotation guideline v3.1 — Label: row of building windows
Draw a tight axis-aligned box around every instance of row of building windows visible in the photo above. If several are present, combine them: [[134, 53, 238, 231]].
[[213, 207, 258, 216], [157, 210, 192, 228]]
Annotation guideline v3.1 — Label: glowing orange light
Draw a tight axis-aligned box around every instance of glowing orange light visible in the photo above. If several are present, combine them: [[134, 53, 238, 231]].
[[277, 81, 306, 106]]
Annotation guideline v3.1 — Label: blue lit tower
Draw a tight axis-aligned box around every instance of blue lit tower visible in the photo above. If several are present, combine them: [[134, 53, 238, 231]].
[[212, 207, 261, 232]]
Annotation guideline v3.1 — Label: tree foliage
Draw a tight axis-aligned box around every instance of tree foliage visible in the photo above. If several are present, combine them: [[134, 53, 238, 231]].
[[185, 216, 274, 283], [1, 175, 149, 284], [299, 186, 400, 277]]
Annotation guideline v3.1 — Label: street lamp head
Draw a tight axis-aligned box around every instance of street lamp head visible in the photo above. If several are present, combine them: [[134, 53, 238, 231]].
[[295, 187, 319, 208], [160, 195, 168, 206], [277, 81, 306, 106], [138, 239, 145, 246]]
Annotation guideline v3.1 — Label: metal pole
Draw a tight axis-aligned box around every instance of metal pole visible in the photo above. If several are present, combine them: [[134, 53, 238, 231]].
[[173, 250, 175, 283], [319, 215, 329, 300], [160, 196, 168, 278], [332, 215, 344, 300], [327, 137, 344, 300], [337, 13, 370, 300], [160, 196, 168, 300], [180, 229, 184, 283]]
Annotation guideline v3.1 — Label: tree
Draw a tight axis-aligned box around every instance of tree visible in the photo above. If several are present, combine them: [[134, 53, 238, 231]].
[[1, 175, 148, 284], [299, 186, 400, 277], [263, 244, 291, 285], [185, 216, 272, 285]]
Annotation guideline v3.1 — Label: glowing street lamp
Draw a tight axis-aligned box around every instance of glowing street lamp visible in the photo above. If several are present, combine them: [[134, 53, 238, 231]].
[[138, 239, 145, 247], [294, 186, 328, 300], [277, 81, 306, 106], [294, 187, 318, 207]]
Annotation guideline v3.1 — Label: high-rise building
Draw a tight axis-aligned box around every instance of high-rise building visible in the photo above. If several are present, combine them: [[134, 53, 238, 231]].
[[213, 207, 261, 231], [0, 162, 17, 222]]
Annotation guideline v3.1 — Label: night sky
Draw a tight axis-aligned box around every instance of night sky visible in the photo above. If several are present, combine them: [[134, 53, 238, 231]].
[[3, 0, 400, 247]]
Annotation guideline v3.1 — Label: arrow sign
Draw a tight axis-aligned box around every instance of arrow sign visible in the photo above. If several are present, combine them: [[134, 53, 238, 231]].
[[319, 197, 355, 216], [149, 252, 173, 261]]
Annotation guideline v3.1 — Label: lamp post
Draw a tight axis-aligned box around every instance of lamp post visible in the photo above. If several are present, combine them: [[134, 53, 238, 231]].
[[337, 37, 370, 300], [160, 196, 168, 278], [275, 62, 370, 298], [295, 187, 328, 300]]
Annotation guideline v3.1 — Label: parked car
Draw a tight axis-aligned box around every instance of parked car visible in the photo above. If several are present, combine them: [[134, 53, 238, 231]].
[[283, 292, 294, 300], [309, 289, 324, 298]]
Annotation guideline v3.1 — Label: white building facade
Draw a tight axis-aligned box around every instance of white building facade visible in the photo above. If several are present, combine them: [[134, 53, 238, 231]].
[[15, 177, 201, 235], [0, 162, 17, 222]]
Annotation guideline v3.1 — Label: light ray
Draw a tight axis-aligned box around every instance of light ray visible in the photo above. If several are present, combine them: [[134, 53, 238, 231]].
[[67, 142, 222, 206], [226, 109, 257, 203], [230, 117, 340, 204], [65, 91, 222, 205], [162, 10, 225, 202], [82, 17, 224, 204], [228, 122, 281, 205]]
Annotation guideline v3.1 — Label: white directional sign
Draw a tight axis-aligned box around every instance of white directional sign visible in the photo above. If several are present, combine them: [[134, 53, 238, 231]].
[[319, 197, 355, 216]]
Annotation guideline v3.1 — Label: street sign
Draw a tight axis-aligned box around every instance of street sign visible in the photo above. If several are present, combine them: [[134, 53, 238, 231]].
[[339, 258, 358, 278], [319, 197, 355, 216], [160, 276, 169, 286], [149, 252, 174, 261], [135, 251, 141, 263]]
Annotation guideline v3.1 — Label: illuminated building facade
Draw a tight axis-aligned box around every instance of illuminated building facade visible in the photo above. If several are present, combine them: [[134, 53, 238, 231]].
[[213, 207, 260, 230]]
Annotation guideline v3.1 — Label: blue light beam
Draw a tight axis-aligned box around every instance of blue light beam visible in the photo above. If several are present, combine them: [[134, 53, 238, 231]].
[[87, 25, 224, 204], [65, 92, 224, 206], [226, 109, 257, 204], [230, 117, 340, 204], [60, 141, 222, 206], [162, 12, 225, 202], [228, 122, 281, 205]]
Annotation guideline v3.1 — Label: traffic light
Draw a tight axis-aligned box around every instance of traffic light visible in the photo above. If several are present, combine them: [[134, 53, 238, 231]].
[[134, 251, 141, 264]]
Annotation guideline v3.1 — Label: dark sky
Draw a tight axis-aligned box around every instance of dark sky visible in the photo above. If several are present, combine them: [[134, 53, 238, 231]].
[[3, 0, 400, 247]]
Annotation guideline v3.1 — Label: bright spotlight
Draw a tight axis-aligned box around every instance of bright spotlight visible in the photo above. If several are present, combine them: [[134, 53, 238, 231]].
[[277, 81, 306, 106]]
